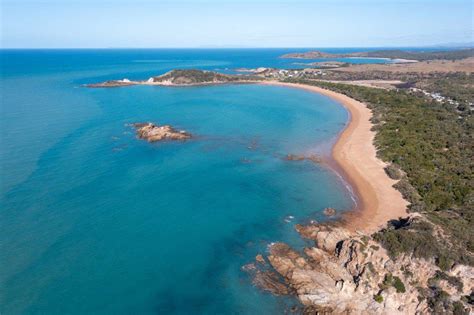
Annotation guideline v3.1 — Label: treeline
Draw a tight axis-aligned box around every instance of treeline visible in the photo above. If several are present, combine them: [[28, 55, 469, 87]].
[[285, 79, 473, 269], [280, 48, 474, 61]]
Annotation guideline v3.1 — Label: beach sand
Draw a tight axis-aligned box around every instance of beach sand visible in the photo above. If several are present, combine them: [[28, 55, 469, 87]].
[[262, 81, 408, 234]]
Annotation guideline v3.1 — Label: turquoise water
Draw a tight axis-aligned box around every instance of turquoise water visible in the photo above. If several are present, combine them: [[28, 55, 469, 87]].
[[0, 49, 357, 314]]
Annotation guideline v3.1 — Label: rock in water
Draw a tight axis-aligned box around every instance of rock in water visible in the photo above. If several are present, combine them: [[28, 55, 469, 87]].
[[323, 207, 337, 217], [133, 122, 192, 142]]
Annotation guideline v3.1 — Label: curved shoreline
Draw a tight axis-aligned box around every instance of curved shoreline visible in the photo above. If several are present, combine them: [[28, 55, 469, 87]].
[[261, 81, 408, 234]]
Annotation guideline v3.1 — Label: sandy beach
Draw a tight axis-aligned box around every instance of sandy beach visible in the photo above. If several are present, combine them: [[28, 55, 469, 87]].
[[262, 81, 408, 233]]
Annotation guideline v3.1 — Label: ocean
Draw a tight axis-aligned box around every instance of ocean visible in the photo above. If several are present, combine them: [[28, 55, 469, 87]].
[[1, 49, 379, 314]]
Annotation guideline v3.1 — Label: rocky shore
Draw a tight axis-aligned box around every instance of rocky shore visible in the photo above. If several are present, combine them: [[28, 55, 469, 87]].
[[133, 123, 192, 142], [245, 218, 473, 314], [87, 79, 136, 88]]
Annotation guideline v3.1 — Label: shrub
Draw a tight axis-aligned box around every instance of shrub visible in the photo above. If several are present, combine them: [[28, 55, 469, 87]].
[[373, 295, 384, 303], [384, 164, 403, 180], [452, 301, 469, 315], [393, 276, 406, 293], [429, 271, 463, 292]]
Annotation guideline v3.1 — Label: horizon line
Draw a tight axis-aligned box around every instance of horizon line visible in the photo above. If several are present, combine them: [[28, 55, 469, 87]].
[[1, 44, 473, 50]]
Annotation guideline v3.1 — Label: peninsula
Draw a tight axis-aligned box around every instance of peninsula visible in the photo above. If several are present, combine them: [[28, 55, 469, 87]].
[[86, 69, 262, 88]]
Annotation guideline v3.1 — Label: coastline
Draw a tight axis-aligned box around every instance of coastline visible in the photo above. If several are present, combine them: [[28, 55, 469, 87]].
[[261, 81, 408, 234], [87, 72, 408, 234]]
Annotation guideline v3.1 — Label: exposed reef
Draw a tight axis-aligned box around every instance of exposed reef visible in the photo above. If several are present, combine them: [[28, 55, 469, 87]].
[[87, 79, 136, 88], [284, 154, 322, 164], [323, 207, 337, 217], [133, 122, 192, 142]]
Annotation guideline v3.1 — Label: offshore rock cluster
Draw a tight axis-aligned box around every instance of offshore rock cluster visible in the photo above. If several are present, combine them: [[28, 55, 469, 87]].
[[133, 122, 192, 142]]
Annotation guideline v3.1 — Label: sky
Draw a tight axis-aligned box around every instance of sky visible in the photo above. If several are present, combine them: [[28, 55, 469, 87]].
[[1, 0, 473, 48]]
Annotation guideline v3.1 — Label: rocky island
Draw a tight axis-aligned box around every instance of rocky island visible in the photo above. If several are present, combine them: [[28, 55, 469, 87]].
[[133, 122, 192, 142], [86, 69, 262, 88]]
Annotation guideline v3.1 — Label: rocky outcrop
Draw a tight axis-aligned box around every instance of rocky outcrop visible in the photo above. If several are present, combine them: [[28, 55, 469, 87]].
[[323, 208, 337, 217], [86, 79, 135, 88], [133, 123, 192, 142], [247, 221, 473, 314]]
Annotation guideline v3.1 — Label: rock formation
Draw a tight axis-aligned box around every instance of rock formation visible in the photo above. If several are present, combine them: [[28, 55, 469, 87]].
[[86, 79, 136, 88], [246, 219, 473, 314], [133, 123, 192, 142], [323, 208, 337, 217]]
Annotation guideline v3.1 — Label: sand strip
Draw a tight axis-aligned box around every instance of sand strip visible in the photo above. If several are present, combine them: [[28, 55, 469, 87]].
[[261, 81, 408, 234]]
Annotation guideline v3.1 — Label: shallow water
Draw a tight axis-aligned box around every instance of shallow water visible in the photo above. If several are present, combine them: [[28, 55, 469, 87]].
[[1, 49, 360, 314]]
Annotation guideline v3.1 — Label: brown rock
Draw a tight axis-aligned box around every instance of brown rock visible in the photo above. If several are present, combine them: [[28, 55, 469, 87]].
[[133, 122, 192, 142], [323, 208, 337, 217], [86, 80, 135, 88], [253, 270, 292, 296], [251, 221, 474, 314], [285, 154, 306, 161], [256, 254, 266, 264], [285, 154, 322, 164]]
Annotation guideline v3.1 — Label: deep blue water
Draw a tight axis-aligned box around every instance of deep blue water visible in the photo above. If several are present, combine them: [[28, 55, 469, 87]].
[[0, 49, 363, 314]]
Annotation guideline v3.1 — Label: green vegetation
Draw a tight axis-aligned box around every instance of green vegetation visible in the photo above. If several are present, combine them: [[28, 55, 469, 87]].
[[153, 69, 262, 84], [366, 262, 376, 273], [285, 79, 473, 270], [452, 301, 469, 315], [381, 273, 406, 293], [384, 164, 403, 180], [392, 276, 406, 293], [370, 245, 379, 251], [281, 48, 474, 61], [373, 218, 469, 270], [373, 294, 384, 303], [416, 73, 474, 112], [428, 271, 463, 292], [361, 48, 474, 61]]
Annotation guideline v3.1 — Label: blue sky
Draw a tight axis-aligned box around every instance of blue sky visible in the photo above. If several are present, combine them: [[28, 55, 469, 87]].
[[1, 0, 473, 48]]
